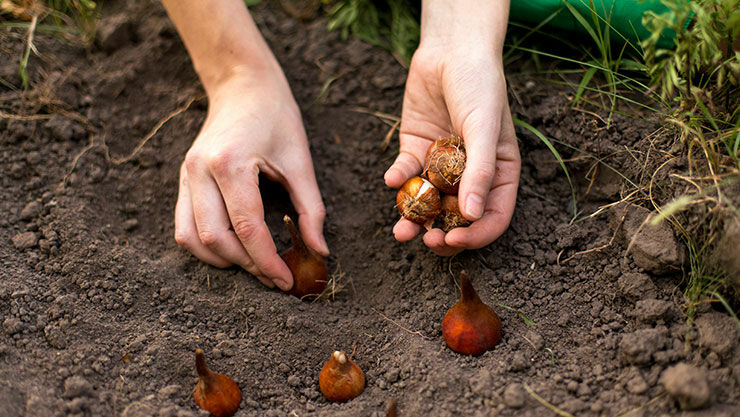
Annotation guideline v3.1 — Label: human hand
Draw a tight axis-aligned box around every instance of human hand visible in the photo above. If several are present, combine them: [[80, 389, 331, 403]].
[[384, 0, 521, 256], [174, 67, 329, 290]]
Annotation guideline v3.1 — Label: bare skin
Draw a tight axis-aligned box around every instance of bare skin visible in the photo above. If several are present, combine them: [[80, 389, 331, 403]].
[[385, 0, 520, 256], [161, 0, 521, 289]]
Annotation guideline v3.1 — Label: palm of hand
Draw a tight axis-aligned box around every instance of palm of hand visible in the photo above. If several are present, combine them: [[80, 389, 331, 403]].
[[387, 51, 521, 256]]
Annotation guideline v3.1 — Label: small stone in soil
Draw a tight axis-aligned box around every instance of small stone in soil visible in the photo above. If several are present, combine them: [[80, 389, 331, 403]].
[[63, 376, 93, 399], [2, 317, 24, 335], [694, 311, 739, 356], [122, 219, 139, 231], [631, 299, 673, 323], [12, 231, 38, 250], [660, 363, 710, 410], [508, 352, 530, 372], [20, 200, 41, 220], [617, 272, 657, 301], [503, 383, 525, 408], [619, 327, 668, 365]]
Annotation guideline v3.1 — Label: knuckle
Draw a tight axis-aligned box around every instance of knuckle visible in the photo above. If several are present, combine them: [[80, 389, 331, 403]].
[[174, 229, 193, 249], [232, 218, 261, 242], [472, 161, 496, 183], [197, 229, 220, 247], [183, 151, 202, 173], [207, 150, 233, 176]]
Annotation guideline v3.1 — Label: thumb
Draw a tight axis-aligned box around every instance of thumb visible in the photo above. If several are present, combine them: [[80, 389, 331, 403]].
[[384, 150, 425, 188], [457, 107, 499, 221]]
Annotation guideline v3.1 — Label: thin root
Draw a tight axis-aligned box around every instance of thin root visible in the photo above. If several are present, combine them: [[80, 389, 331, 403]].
[[371, 307, 432, 340], [109, 94, 205, 165], [523, 383, 575, 417], [559, 213, 625, 265]]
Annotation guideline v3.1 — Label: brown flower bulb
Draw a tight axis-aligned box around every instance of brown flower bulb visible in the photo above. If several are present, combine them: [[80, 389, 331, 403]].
[[193, 349, 241, 417], [280, 215, 328, 298], [318, 350, 365, 402], [438, 194, 472, 231], [442, 271, 502, 356], [396, 176, 441, 228], [424, 135, 466, 194]]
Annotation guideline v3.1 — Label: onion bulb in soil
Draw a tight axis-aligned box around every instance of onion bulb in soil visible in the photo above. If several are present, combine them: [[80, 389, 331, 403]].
[[424, 135, 466, 194], [193, 349, 242, 417], [396, 176, 441, 228], [280, 215, 328, 298], [386, 399, 398, 417], [442, 271, 502, 356], [438, 194, 472, 231], [318, 350, 365, 402]]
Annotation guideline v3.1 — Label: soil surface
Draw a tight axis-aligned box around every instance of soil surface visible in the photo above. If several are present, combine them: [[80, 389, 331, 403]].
[[2, 1, 739, 416]]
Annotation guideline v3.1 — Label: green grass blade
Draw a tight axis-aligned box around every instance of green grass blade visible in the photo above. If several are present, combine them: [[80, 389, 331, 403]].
[[574, 66, 598, 105], [562, 0, 602, 49], [513, 117, 577, 217]]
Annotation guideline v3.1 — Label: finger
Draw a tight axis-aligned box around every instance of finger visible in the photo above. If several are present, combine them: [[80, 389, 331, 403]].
[[186, 160, 278, 289], [384, 150, 425, 188], [213, 161, 294, 291], [423, 228, 464, 257], [280, 152, 329, 257], [174, 165, 233, 269], [448, 104, 520, 249], [392, 217, 423, 242], [457, 107, 500, 221], [445, 164, 519, 249]]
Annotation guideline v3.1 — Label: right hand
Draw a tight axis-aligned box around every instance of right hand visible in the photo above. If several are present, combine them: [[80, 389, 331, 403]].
[[174, 67, 329, 291]]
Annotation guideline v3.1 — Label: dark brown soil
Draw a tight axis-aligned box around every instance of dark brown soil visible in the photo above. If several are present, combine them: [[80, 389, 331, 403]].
[[1, 2, 739, 416]]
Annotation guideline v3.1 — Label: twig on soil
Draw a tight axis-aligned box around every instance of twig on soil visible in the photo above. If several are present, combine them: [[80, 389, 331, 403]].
[[613, 392, 667, 417], [109, 94, 205, 165], [558, 212, 625, 265], [350, 106, 400, 127], [0, 110, 51, 120], [380, 119, 400, 152], [371, 307, 432, 341], [61, 134, 98, 185], [523, 383, 575, 417]]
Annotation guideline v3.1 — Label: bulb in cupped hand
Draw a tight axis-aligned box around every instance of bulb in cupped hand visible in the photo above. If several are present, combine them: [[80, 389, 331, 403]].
[[439, 194, 472, 232], [442, 271, 502, 356], [193, 349, 241, 417], [396, 176, 441, 228], [280, 215, 328, 298], [319, 350, 365, 402], [424, 135, 466, 195]]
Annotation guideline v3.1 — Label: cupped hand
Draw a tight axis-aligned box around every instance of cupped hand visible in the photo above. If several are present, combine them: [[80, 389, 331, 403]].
[[384, 44, 521, 256], [174, 68, 329, 290]]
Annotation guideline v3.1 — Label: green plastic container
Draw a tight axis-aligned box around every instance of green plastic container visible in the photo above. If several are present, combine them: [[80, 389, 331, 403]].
[[509, 0, 679, 48]]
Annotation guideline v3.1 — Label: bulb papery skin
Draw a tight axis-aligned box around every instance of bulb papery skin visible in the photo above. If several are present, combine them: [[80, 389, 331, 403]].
[[442, 271, 502, 356], [386, 399, 398, 417], [424, 135, 466, 195], [396, 177, 441, 226], [439, 195, 472, 231], [319, 350, 366, 403], [280, 215, 328, 298], [193, 349, 242, 417]]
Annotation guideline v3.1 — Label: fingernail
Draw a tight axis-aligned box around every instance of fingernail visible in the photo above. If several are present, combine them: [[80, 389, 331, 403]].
[[273, 277, 291, 292], [465, 193, 484, 220], [319, 235, 330, 256]]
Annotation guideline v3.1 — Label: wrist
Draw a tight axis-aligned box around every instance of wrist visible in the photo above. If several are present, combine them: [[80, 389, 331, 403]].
[[419, 0, 509, 56]]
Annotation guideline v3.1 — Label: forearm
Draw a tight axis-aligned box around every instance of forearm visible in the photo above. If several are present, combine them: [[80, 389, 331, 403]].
[[420, 0, 509, 57], [161, 0, 280, 94]]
